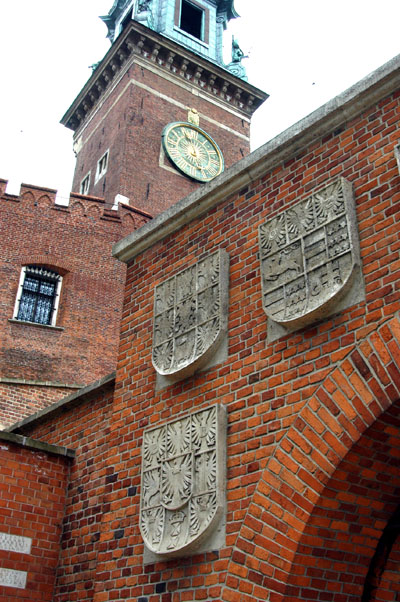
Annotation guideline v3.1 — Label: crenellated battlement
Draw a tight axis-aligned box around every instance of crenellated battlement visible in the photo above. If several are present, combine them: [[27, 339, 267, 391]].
[[0, 178, 152, 232]]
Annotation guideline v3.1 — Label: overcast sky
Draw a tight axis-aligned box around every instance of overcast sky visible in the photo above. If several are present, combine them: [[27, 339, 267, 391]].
[[0, 0, 399, 200]]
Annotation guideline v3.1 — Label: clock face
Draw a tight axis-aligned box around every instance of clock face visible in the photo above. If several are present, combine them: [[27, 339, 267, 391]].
[[162, 122, 224, 182]]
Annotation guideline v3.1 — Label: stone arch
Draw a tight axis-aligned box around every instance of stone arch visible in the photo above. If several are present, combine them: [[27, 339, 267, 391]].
[[222, 314, 400, 602]]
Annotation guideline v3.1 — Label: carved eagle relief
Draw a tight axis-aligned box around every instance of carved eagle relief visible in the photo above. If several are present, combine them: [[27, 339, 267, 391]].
[[140, 405, 226, 557]]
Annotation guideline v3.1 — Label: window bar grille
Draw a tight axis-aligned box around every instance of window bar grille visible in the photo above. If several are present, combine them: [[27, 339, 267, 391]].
[[14, 266, 62, 326]]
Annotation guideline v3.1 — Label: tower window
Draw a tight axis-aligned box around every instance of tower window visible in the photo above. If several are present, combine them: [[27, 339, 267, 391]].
[[95, 150, 109, 183], [80, 172, 91, 195], [180, 0, 204, 40], [13, 266, 62, 326]]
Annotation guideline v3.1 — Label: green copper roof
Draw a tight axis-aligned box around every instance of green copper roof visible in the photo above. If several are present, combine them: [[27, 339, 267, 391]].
[[218, 0, 239, 21], [98, 0, 244, 76]]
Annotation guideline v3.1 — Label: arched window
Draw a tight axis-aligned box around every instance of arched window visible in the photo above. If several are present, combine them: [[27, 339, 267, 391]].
[[13, 266, 62, 326]]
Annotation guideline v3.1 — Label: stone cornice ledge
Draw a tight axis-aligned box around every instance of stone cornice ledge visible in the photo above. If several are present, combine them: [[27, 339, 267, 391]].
[[113, 54, 400, 264], [6, 372, 116, 434], [0, 377, 82, 389], [61, 20, 268, 131], [0, 431, 75, 458]]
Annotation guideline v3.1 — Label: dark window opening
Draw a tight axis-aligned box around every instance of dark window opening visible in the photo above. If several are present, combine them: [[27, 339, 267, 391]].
[[96, 150, 109, 182], [180, 0, 203, 40], [80, 174, 90, 195], [16, 266, 61, 326]]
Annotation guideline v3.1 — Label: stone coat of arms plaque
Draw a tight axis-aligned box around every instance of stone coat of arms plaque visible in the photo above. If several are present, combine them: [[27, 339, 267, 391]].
[[259, 178, 363, 336], [140, 405, 226, 558], [152, 249, 229, 379]]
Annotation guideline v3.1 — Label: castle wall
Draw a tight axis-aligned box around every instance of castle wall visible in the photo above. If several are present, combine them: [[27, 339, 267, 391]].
[[0, 180, 150, 426], [0, 382, 76, 430], [0, 432, 72, 601], [7, 376, 115, 602], [104, 86, 400, 602], [8, 62, 400, 601]]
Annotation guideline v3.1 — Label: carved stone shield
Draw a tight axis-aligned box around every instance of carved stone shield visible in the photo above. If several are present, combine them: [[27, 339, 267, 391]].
[[152, 249, 229, 379], [259, 178, 361, 332], [140, 405, 226, 557]]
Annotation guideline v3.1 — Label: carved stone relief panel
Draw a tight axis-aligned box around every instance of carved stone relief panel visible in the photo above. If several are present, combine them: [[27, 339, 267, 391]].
[[259, 178, 365, 340], [0, 532, 32, 554], [0, 568, 27, 589], [140, 405, 226, 560], [152, 249, 229, 381]]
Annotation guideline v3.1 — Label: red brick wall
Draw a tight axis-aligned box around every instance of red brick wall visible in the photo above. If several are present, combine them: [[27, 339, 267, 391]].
[[370, 537, 400, 602], [13, 88, 400, 601], [72, 59, 251, 216], [270, 384, 400, 602], [103, 90, 400, 601], [13, 380, 115, 602], [0, 181, 150, 426], [0, 383, 77, 429], [0, 436, 70, 601]]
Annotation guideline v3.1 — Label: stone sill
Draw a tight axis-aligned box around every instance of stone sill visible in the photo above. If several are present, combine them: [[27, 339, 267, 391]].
[[8, 319, 64, 331], [173, 26, 209, 49]]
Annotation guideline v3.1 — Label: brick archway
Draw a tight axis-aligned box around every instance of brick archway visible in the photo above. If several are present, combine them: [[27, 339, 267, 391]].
[[222, 314, 400, 602]]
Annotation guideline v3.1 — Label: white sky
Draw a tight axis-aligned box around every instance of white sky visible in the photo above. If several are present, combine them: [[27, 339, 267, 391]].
[[0, 0, 399, 201]]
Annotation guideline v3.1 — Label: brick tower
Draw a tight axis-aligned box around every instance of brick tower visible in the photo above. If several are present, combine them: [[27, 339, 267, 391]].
[[61, 0, 268, 216]]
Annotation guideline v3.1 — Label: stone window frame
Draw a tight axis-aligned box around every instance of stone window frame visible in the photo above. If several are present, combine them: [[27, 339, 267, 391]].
[[12, 265, 63, 327], [174, 0, 210, 45], [95, 149, 109, 184]]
